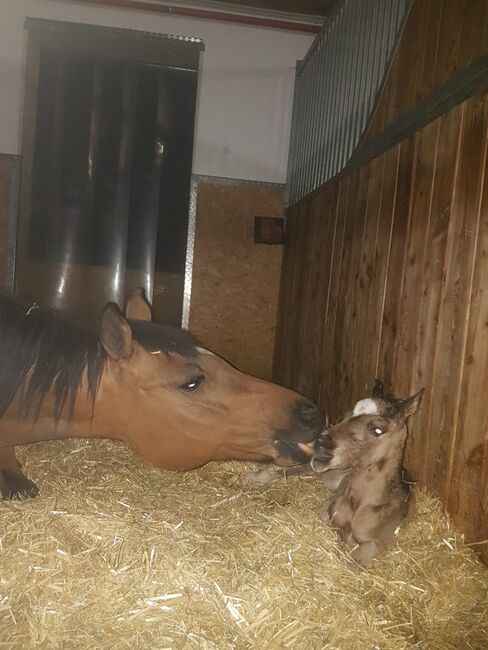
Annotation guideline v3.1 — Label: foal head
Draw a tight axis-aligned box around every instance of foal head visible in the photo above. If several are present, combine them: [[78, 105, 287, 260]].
[[97, 290, 324, 470], [311, 383, 423, 485]]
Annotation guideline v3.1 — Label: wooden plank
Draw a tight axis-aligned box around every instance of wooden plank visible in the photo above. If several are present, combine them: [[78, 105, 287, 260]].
[[292, 197, 321, 395], [279, 206, 303, 388], [445, 95, 488, 548], [382, 0, 423, 129], [335, 164, 370, 416], [415, 0, 443, 104], [433, 0, 465, 88], [298, 184, 339, 402], [457, 0, 488, 72], [413, 105, 464, 484], [319, 175, 349, 418], [273, 206, 299, 386], [349, 153, 385, 403], [348, 53, 488, 177], [372, 145, 401, 382], [392, 117, 440, 473], [376, 135, 415, 393], [425, 94, 487, 499], [324, 171, 359, 422]]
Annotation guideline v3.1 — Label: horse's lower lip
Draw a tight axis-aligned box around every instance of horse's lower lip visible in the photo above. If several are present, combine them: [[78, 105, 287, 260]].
[[297, 441, 315, 456]]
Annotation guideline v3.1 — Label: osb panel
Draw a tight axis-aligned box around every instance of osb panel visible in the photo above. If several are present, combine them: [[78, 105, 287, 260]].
[[0, 154, 18, 290], [189, 182, 284, 380], [274, 94, 488, 563], [366, 0, 488, 140]]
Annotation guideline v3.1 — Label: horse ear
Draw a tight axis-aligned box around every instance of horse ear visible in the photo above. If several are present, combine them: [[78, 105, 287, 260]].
[[125, 288, 152, 321], [398, 389, 425, 419], [100, 303, 133, 360]]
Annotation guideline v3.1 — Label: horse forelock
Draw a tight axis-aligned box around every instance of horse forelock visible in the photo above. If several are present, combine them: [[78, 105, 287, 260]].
[[128, 319, 199, 359], [0, 293, 105, 422]]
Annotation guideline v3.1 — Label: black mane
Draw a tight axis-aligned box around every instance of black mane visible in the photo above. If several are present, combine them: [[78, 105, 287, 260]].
[[0, 294, 199, 422]]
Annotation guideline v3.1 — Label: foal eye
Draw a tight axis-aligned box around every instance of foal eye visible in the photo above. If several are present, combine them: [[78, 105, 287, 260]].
[[180, 375, 205, 392], [373, 426, 385, 436]]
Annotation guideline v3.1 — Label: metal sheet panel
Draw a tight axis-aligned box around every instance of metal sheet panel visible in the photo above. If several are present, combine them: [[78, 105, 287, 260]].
[[286, 0, 411, 205]]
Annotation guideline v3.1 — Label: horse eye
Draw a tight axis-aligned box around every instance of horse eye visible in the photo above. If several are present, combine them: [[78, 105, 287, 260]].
[[373, 427, 385, 436], [180, 375, 205, 392]]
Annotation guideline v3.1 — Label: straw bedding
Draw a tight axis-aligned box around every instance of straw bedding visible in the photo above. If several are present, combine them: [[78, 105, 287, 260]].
[[0, 439, 487, 649]]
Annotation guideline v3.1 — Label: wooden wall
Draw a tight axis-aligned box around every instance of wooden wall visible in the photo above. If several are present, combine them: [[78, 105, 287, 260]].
[[274, 0, 488, 561], [190, 180, 284, 380], [367, 0, 488, 139]]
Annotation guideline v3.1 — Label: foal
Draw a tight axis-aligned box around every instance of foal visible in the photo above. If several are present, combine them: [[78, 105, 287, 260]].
[[311, 384, 423, 568]]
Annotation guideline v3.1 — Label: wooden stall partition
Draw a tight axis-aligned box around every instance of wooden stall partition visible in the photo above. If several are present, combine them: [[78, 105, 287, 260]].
[[366, 0, 488, 140], [274, 93, 488, 562], [189, 179, 284, 380]]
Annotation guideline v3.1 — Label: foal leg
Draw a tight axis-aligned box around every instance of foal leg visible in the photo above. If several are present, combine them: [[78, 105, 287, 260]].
[[0, 447, 39, 499], [241, 463, 313, 486]]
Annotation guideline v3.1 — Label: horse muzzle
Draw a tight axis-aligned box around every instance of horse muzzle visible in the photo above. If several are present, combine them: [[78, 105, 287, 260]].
[[273, 398, 325, 465]]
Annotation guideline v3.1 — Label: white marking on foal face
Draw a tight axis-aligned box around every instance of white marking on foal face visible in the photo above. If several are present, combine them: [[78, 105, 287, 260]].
[[352, 398, 379, 417]]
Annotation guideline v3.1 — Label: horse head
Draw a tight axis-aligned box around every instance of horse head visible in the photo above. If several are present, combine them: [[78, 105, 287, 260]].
[[96, 289, 324, 470]]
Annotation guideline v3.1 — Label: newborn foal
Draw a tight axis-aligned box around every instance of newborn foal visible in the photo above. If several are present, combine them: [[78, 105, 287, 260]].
[[311, 385, 423, 568]]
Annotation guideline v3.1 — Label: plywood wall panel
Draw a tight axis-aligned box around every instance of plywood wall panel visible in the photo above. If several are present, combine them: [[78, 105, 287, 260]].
[[189, 180, 283, 380]]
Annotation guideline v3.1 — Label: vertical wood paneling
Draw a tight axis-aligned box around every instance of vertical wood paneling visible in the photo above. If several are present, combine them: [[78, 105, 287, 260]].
[[275, 0, 488, 562], [275, 95, 488, 562], [319, 177, 349, 412], [350, 154, 385, 402], [447, 95, 488, 561], [299, 185, 339, 401], [375, 136, 415, 390], [365, 0, 488, 141], [327, 170, 361, 418], [415, 106, 464, 484], [395, 118, 439, 471], [293, 196, 322, 394], [426, 95, 486, 498]]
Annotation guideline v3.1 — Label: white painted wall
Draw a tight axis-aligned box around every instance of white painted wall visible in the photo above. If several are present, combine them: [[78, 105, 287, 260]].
[[0, 0, 313, 183]]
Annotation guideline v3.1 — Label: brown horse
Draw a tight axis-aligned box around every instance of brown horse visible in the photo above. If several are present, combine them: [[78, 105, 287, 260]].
[[311, 382, 423, 568], [0, 290, 323, 499]]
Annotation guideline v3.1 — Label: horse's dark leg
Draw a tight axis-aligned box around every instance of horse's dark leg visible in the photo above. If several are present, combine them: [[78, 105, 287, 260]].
[[0, 447, 39, 499]]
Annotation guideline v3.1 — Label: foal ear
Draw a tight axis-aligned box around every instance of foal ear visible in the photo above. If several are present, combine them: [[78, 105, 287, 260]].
[[372, 379, 384, 398], [100, 303, 133, 360], [125, 288, 152, 322], [399, 389, 425, 419]]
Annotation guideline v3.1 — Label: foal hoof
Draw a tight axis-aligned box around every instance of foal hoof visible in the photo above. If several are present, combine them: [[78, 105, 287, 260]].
[[0, 475, 40, 500]]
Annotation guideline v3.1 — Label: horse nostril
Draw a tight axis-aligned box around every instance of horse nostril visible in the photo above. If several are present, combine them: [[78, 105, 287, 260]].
[[295, 399, 325, 433]]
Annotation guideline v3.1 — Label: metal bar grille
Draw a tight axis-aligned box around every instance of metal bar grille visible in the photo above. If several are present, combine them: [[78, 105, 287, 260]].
[[286, 0, 411, 206]]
